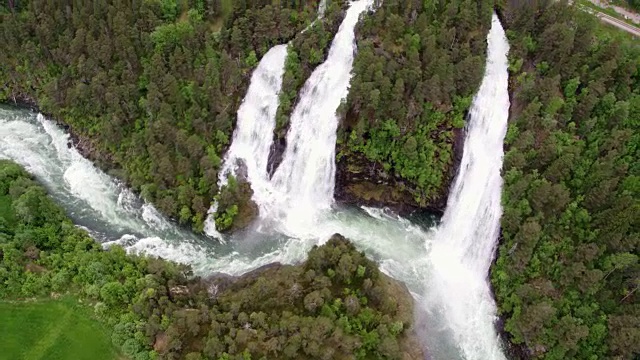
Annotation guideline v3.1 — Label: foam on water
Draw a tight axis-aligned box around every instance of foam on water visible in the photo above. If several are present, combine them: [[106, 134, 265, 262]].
[[0, 9, 511, 360], [422, 14, 510, 360], [104, 235, 211, 267], [0, 108, 214, 265]]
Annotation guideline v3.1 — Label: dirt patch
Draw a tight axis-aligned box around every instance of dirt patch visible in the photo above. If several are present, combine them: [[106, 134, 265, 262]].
[[25, 262, 46, 274], [154, 332, 169, 354]]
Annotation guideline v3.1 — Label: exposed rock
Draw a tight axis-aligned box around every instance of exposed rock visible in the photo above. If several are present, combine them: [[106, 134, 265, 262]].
[[169, 285, 189, 296], [334, 147, 449, 216], [266, 137, 286, 178]]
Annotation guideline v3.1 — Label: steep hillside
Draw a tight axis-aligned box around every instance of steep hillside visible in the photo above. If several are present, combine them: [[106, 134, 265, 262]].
[[493, 2, 639, 358], [337, 0, 494, 213], [0, 0, 326, 232]]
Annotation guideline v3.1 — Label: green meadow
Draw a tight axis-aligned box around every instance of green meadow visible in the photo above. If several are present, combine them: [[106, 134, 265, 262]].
[[0, 298, 117, 360]]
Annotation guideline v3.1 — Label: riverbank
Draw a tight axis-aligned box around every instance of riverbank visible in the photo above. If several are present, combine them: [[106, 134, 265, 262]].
[[0, 165, 426, 359], [2, 79, 516, 360], [3, 96, 117, 172]]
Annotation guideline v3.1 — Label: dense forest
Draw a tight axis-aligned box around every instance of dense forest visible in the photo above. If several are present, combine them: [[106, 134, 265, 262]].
[[0, 0, 332, 232], [492, 1, 639, 359], [335, 0, 494, 212], [0, 159, 420, 359], [2, 0, 640, 359]]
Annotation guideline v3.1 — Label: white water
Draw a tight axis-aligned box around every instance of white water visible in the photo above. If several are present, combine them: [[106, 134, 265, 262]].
[[0, 9, 510, 360], [266, 0, 374, 228], [208, 0, 374, 236], [317, 0, 328, 19], [204, 44, 288, 238], [205, 3, 509, 358], [204, 0, 331, 235], [0, 109, 215, 265], [217, 44, 288, 189], [423, 14, 510, 360]]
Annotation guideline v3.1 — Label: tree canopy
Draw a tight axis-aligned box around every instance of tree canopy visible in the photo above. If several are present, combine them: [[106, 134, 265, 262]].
[[0, 159, 421, 360], [335, 0, 494, 211], [0, 0, 327, 232], [492, 2, 640, 359]]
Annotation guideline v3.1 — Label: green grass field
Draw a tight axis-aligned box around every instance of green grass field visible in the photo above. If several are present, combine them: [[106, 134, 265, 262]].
[[0, 298, 118, 360]]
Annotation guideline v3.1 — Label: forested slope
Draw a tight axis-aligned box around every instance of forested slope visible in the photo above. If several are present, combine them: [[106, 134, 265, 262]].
[[336, 0, 494, 212], [0, 0, 328, 232], [493, 2, 639, 359], [270, 0, 346, 167], [0, 159, 422, 360], [0, 0, 498, 228]]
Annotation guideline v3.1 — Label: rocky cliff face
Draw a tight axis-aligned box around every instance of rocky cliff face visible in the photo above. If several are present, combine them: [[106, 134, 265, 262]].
[[334, 125, 466, 217]]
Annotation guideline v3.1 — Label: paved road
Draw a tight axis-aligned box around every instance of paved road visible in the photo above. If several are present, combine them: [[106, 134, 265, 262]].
[[582, 3, 640, 37], [589, 0, 640, 24], [592, 9, 640, 36]]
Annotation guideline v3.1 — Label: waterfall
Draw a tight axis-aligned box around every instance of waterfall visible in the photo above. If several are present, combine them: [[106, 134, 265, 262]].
[[204, 1, 333, 237], [203, 42, 288, 238], [318, 0, 327, 18], [1, 7, 511, 359], [217, 44, 288, 192], [267, 0, 374, 226], [423, 14, 510, 360]]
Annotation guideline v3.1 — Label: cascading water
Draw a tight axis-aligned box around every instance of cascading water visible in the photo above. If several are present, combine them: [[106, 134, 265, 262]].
[[318, 0, 327, 19], [0, 108, 214, 265], [267, 0, 374, 228], [422, 14, 510, 360], [216, 44, 288, 192], [0, 8, 511, 360], [204, 0, 330, 236], [203, 44, 288, 237]]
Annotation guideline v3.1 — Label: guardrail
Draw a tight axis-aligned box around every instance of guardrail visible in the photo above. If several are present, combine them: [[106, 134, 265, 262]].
[[577, 3, 640, 37]]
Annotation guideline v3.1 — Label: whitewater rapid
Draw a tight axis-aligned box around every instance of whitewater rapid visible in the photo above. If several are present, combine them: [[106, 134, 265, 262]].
[[0, 8, 510, 360], [0, 105, 432, 280], [0, 108, 214, 265]]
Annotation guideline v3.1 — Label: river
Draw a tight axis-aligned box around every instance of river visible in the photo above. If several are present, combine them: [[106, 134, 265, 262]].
[[0, 4, 510, 359]]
